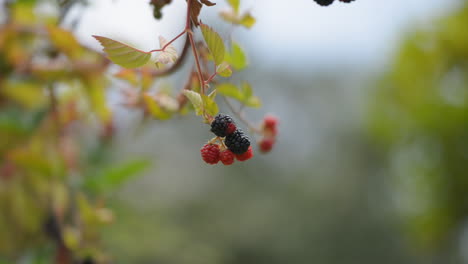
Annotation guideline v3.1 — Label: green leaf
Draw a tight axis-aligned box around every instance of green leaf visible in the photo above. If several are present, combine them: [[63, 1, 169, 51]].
[[217, 83, 243, 101], [85, 159, 151, 193], [200, 24, 225, 65], [202, 94, 219, 116], [227, 0, 240, 13], [93, 35, 151, 68], [216, 62, 232, 77], [225, 42, 248, 71], [240, 12, 256, 28], [241, 81, 253, 98], [217, 82, 261, 108], [219, 10, 256, 29], [183, 90, 203, 115], [48, 26, 82, 59]]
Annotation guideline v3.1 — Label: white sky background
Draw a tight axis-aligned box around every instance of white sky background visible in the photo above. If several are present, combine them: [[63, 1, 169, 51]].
[[74, 0, 461, 71]]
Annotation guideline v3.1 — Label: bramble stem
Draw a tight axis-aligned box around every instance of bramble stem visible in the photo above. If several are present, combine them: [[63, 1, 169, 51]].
[[149, 29, 187, 53], [204, 72, 217, 85]]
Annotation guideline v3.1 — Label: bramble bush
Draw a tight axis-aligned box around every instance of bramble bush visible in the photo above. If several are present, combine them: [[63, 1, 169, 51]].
[[0, 0, 357, 263]]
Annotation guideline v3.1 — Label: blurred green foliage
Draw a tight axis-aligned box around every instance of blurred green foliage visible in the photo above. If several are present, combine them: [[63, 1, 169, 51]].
[[0, 1, 148, 263], [369, 1, 468, 252]]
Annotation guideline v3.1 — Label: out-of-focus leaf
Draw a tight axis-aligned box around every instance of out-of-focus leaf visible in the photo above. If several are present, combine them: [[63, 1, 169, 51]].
[[85, 159, 151, 193], [227, 0, 240, 13], [93, 35, 151, 68], [114, 69, 139, 86], [217, 83, 243, 101], [200, 24, 225, 65], [155, 36, 178, 65], [1, 81, 46, 109], [202, 94, 219, 116], [48, 26, 83, 59], [143, 94, 172, 120], [216, 62, 232, 77], [225, 42, 248, 71], [239, 12, 256, 28], [220, 10, 256, 29], [183, 90, 203, 115], [217, 82, 261, 108], [84, 77, 111, 122]]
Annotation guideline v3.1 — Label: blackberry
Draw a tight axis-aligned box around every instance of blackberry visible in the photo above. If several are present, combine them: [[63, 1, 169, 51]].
[[225, 129, 250, 155], [339, 0, 355, 2], [210, 114, 236, 137], [314, 0, 334, 6]]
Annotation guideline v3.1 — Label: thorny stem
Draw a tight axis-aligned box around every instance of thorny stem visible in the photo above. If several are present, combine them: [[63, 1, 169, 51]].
[[223, 96, 261, 134]]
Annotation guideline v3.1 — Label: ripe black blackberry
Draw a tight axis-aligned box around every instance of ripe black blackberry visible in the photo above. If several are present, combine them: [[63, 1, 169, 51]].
[[224, 129, 250, 155], [210, 114, 236, 137], [339, 0, 355, 3], [314, 0, 334, 6]]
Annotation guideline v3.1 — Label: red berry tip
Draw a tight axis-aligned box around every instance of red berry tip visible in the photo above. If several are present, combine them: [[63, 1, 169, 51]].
[[259, 138, 275, 153], [263, 115, 278, 130], [235, 146, 254, 161], [226, 123, 237, 135]]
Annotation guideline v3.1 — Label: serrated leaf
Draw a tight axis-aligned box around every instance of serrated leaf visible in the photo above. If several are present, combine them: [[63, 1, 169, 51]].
[[202, 95, 219, 116], [143, 94, 172, 120], [183, 90, 203, 115], [227, 0, 240, 13], [216, 62, 232, 77], [225, 42, 247, 71], [156, 36, 178, 64], [93, 35, 151, 68], [200, 24, 225, 65], [240, 12, 256, 28], [200, 0, 216, 6]]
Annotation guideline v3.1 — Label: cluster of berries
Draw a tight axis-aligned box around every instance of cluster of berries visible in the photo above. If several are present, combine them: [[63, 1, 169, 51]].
[[258, 115, 279, 153], [313, 0, 355, 6], [201, 114, 253, 165]]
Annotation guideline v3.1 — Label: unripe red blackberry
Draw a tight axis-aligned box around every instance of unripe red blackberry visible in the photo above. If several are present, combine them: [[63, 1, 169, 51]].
[[210, 114, 236, 137], [200, 144, 220, 164], [314, 0, 334, 6], [262, 115, 279, 136], [235, 146, 254, 161], [259, 138, 275, 153], [220, 150, 235, 165], [224, 129, 250, 155]]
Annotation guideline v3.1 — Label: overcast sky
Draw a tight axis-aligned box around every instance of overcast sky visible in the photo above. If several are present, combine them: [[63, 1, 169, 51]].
[[75, 0, 460, 70]]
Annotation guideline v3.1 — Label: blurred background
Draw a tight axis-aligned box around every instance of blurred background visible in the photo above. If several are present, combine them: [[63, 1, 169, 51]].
[[1, 0, 468, 263]]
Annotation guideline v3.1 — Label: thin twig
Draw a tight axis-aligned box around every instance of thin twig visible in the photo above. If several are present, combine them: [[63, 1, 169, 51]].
[[222, 96, 261, 134]]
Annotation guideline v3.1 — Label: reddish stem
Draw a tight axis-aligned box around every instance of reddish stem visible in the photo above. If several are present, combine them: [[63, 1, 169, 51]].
[[149, 29, 187, 53], [204, 72, 217, 85]]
